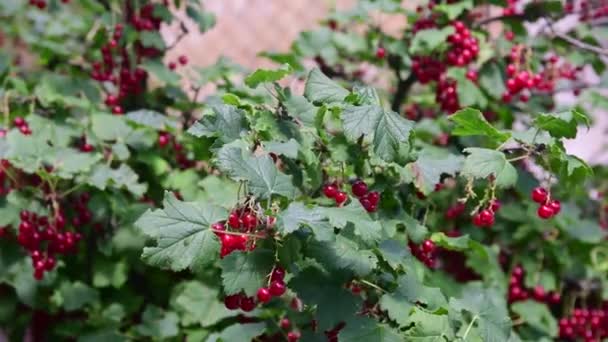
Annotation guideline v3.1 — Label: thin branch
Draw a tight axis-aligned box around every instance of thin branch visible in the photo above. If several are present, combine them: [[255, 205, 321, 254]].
[[166, 21, 189, 51], [552, 32, 608, 56], [474, 14, 525, 27], [390, 73, 416, 112]]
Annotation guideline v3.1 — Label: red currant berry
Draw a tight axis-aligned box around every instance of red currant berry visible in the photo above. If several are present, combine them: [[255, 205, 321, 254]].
[[351, 180, 368, 197], [375, 47, 386, 59], [280, 318, 291, 329], [239, 296, 256, 312], [256, 287, 272, 303], [531, 187, 548, 203], [537, 204, 554, 219], [549, 200, 561, 215], [323, 184, 338, 198], [224, 294, 241, 310], [228, 212, 240, 229], [269, 280, 286, 297], [334, 191, 348, 205], [287, 331, 301, 342], [242, 213, 257, 229], [421, 239, 435, 253], [271, 267, 285, 282]]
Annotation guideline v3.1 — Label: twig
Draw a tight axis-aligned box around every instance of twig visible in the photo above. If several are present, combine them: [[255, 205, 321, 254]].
[[166, 21, 189, 51], [390, 73, 416, 112], [552, 32, 608, 56], [359, 279, 387, 293], [474, 14, 525, 27]]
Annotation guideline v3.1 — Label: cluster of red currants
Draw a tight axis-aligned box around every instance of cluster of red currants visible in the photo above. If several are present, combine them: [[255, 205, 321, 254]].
[[412, 56, 445, 84], [436, 76, 460, 114], [18, 210, 82, 280], [531, 187, 561, 219], [256, 267, 287, 304], [14, 117, 31, 136], [472, 200, 500, 228], [224, 267, 286, 311], [168, 55, 189, 70], [351, 180, 380, 213], [28, 0, 69, 10], [445, 22, 479, 67], [90, 3, 166, 115], [445, 202, 466, 220], [559, 306, 608, 341], [508, 265, 561, 304], [212, 208, 274, 258], [323, 183, 348, 206], [409, 239, 437, 268], [157, 131, 195, 169]]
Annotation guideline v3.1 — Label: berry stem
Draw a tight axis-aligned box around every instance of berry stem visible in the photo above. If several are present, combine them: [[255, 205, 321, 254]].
[[358, 279, 386, 293], [461, 315, 479, 340], [210, 229, 265, 239]]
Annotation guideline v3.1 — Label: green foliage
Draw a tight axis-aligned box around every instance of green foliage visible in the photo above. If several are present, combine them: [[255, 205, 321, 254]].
[[1, 0, 607, 340]]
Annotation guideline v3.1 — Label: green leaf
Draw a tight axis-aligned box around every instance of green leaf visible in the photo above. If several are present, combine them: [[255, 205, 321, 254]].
[[409, 27, 454, 55], [186, 4, 216, 32], [533, 110, 590, 139], [140, 31, 166, 49], [308, 235, 378, 276], [304, 68, 349, 104], [449, 108, 510, 143], [380, 274, 448, 326], [92, 114, 132, 141], [377, 239, 412, 271], [126, 109, 177, 130], [135, 191, 227, 271], [276, 202, 334, 241], [86, 164, 148, 197], [171, 281, 232, 327], [450, 285, 512, 342], [93, 259, 128, 288], [141, 60, 180, 86], [207, 323, 266, 342], [188, 104, 247, 144], [322, 201, 382, 242], [479, 62, 507, 100], [434, 0, 473, 20], [283, 93, 318, 127], [263, 139, 300, 158], [289, 266, 361, 330], [404, 309, 455, 341], [401, 213, 429, 244], [462, 148, 517, 188], [447, 69, 488, 108], [135, 306, 179, 339], [51, 281, 99, 311], [342, 105, 414, 162], [220, 249, 275, 296], [511, 300, 557, 337], [217, 144, 296, 199], [406, 146, 463, 195], [339, 317, 402, 341], [244, 63, 292, 88]]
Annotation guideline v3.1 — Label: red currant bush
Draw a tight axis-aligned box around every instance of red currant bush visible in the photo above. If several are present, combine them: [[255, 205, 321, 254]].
[[1, 0, 607, 341]]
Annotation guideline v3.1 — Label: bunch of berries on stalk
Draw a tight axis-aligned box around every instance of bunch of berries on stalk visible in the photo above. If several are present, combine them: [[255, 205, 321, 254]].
[[323, 182, 348, 206], [445, 21, 479, 67], [18, 210, 81, 280], [212, 199, 273, 258], [350, 179, 380, 213], [508, 265, 561, 304], [531, 186, 561, 219], [224, 267, 287, 311], [472, 199, 500, 228], [409, 239, 437, 268], [559, 306, 608, 341], [89, 2, 168, 115], [14, 117, 31, 135]]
